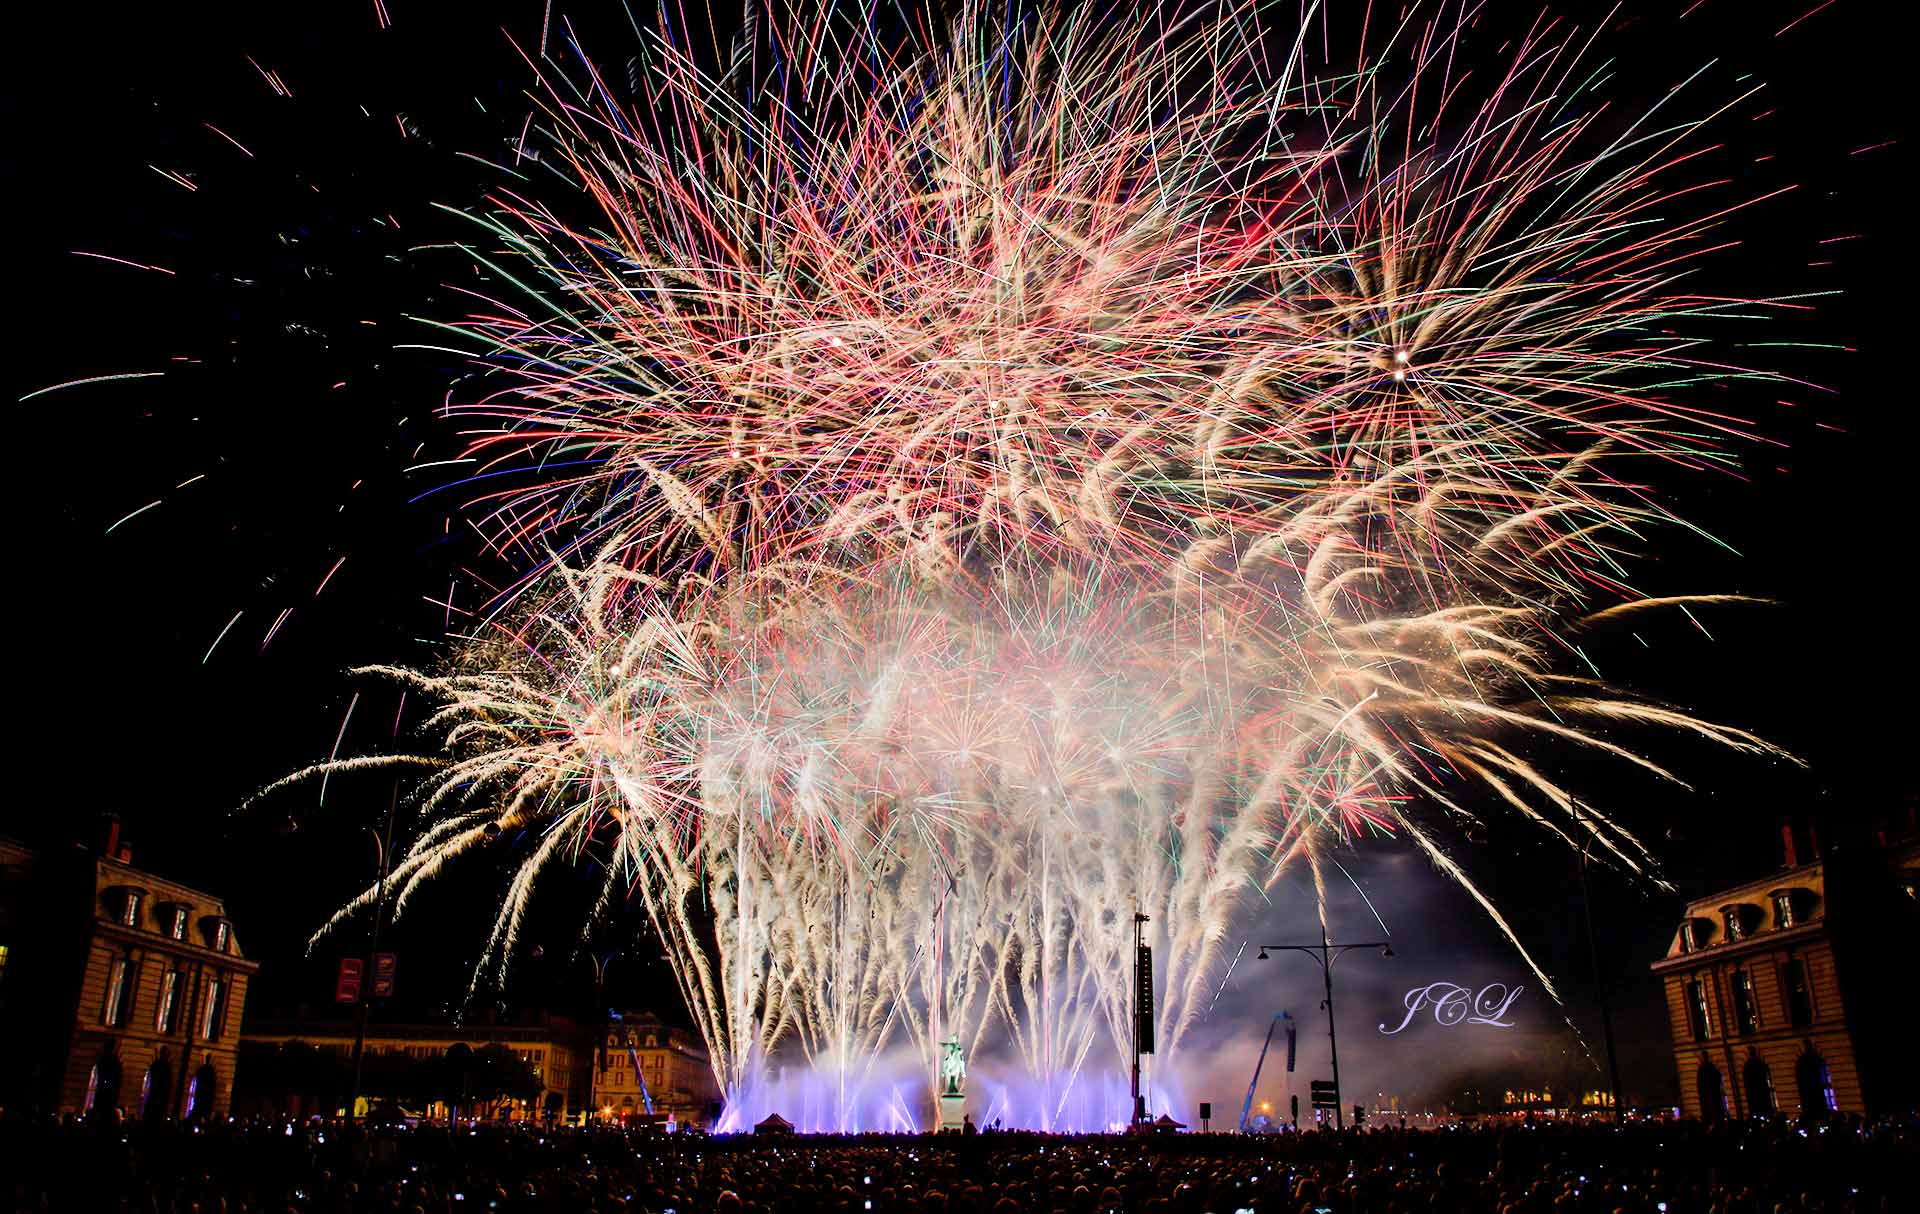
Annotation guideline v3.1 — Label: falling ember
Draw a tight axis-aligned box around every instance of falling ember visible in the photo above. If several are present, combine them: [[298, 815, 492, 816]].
[[259, 1, 1800, 1129]]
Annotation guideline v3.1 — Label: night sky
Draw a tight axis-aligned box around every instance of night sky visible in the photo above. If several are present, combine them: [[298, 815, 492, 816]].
[[4, 0, 1910, 1114]]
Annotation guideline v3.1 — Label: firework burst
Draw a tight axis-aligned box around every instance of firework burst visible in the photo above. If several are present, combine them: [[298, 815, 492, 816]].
[[263, 0, 1796, 1128]]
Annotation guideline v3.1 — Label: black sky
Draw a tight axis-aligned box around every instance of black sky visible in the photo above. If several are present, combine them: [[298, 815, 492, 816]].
[[3, 0, 1911, 1109]]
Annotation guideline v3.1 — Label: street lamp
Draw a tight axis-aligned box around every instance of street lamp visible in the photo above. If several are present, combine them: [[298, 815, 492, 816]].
[[1131, 911, 1150, 1127], [1572, 818, 1625, 1122], [1255, 926, 1393, 1129], [346, 787, 400, 1122], [589, 950, 618, 1120]]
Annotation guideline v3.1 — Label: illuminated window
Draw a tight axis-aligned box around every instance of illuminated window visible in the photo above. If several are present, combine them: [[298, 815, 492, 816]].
[[169, 907, 189, 941], [1678, 921, 1700, 952], [155, 969, 181, 1033], [200, 976, 226, 1040], [0, 943, 9, 994], [1796, 1052, 1837, 1119], [83, 1065, 100, 1114], [103, 958, 133, 1026], [1686, 979, 1712, 1041], [213, 921, 231, 953], [121, 892, 143, 928], [186, 1063, 215, 1119], [1732, 970, 1759, 1035], [1721, 907, 1746, 942]]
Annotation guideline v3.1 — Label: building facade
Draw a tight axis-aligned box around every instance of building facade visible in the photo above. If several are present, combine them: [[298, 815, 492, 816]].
[[0, 828, 255, 1119], [1652, 813, 1919, 1119], [241, 1015, 592, 1122], [590, 1011, 722, 1127]]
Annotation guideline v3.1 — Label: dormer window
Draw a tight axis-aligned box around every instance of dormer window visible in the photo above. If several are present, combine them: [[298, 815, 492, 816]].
[[1679, 918, 1711, 953], [1768, 887, 1811, 930], [121, 891, 143, 928], [200, 917, 232, 953], [169, 906, 190, 941], [1720, 903, 1759, 943]]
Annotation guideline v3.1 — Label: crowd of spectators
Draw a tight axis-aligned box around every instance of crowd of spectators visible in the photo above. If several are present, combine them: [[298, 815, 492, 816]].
[[0, 1113, 1909, 1214]]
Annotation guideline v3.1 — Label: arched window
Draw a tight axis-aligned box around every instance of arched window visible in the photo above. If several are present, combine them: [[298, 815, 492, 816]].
[[186, 1062, 216, 1120], [1697, 1061, 1727, 1122], [142, 1055, 172, 1122], [1743, 1055, 1775, 1116], [1796, 1052, 1837, 1120], [86, 1053, 122, 1118]]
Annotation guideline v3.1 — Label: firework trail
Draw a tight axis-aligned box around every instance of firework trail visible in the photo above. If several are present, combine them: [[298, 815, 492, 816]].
[[263, 0, 1796, 1128]]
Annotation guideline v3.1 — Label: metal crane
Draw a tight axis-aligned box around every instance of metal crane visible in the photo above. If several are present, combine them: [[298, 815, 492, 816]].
[[1238, 1012, 1294, 1132]]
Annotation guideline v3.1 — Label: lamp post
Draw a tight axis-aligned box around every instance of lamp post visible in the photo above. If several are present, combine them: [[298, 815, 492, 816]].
[[590, 951, 617, 1123], [346, 788, 399, 1122], [1131, 911, 1150, 1127], [1256, 926, 1393, 1129], [1573, 824, 1625, 1121]]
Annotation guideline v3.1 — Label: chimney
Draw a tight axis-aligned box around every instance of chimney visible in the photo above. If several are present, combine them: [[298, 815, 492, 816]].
[[1780, 815, 1819, 869], [104, 817, 132, 865]]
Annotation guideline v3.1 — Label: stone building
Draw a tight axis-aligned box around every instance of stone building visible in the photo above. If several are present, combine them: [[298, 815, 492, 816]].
[[0, 826, 255, 1119], [1651, 810, 1919, 1119], [590, 1010, 722, 1127], [240, 1013, 593, 1121]]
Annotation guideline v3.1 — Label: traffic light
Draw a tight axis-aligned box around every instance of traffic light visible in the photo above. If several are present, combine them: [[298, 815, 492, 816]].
[[1289, 1094, 1299, 1125], [1354, 1104, 1366, 1127]]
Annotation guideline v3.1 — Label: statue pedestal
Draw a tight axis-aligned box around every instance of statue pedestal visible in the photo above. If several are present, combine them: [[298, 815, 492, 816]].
[[939, 1092, 966, 1131]]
